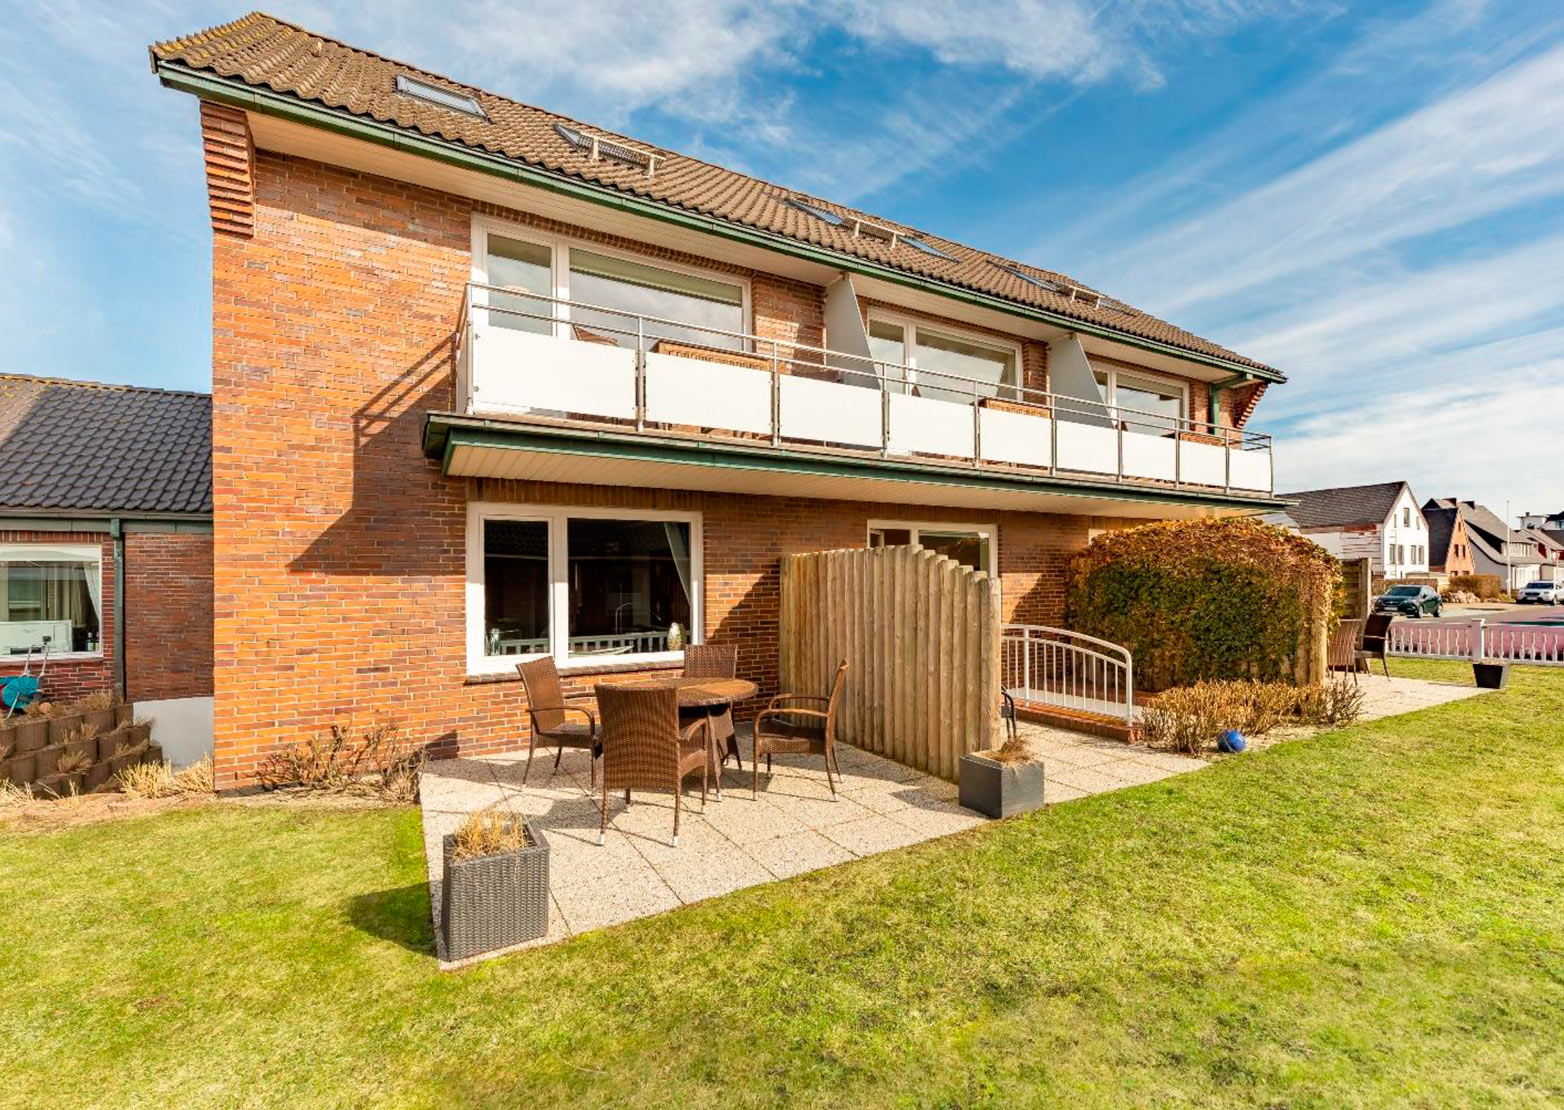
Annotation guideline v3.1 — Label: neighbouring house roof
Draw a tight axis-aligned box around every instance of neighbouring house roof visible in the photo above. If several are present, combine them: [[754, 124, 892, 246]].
[[1277, 481, 1410, 529], [1545, 528, 1564, 550], [1260, 510, 1300, 532], [1423, 502, 1460, 567], [149, 12, 1283, 382], [0, 375, 212, 516], [1426, 497, 1539, 569]]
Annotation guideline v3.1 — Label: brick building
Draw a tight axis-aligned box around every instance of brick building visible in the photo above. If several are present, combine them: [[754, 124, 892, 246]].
[[0, 375, 213, 764], [151, 14, 1289, 791]]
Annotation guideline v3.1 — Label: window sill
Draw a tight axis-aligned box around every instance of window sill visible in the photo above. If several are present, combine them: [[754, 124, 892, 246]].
[[0, 651, 103, 666], [466, 657, 684, 685]]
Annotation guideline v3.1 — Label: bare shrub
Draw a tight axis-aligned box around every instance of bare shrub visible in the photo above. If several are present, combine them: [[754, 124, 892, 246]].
[[257, 720, 425, 802], [452, 807, 531, 862], [1296, 678, 1365, 728], [1141, 682, 1244, 754]]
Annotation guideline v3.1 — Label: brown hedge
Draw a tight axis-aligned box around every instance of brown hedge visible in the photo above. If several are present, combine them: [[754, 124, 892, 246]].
[[1066, 518, 1339, 692]]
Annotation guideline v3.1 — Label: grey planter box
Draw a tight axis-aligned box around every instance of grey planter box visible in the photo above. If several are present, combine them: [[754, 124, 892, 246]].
[[440, 819, 550, 961], [959, 752, 1045, 819]]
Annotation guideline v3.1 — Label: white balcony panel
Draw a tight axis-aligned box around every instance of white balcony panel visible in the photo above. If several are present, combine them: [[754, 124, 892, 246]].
[[779, 375, 882, 449], [1122, 430, 1177, 481], [1181, 439, 1226, 486], [888, 394, 975, 458], [470, 324, 636, 420], [1055, 420, 1118, 476], [1229, 447, 1271, 492], [644, 352, 772, 435], [979, 408, 1052, 468]]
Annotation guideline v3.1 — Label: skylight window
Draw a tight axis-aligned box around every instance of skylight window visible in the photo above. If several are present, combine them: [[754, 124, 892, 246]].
[[785, 197, 846, 226], [554, 123, 658, 175], [1067, 287, 1102, 307], [992, 262, 1064, 293], [901, 235, 957, 261], [394, 74, 485, 118]]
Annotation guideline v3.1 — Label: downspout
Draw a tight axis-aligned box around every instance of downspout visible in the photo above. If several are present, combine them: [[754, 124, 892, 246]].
[[1208, 372, 1250, 433], [111, 518, 127, 700]]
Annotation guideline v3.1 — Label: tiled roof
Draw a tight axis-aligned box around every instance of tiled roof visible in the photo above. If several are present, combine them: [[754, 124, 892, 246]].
[[1277, 481, 1408, 529], [1423, 502, 1458, 566], [150, 12, 1282, 379], [0, 375, 211, 516]]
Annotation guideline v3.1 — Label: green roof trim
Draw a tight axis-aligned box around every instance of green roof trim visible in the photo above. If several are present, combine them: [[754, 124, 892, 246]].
[[423, 414, 1286, 513], [154, 60, 1284, 386]]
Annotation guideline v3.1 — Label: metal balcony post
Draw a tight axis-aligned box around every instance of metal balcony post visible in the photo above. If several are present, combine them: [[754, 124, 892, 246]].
[[771, 340, 781, 447], [881, 384, 891, 458], [635, 316, 646, 432], [972, 394, 982, 469]]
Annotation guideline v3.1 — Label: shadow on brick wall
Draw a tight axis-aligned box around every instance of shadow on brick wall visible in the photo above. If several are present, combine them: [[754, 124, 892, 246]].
[[289, 336, 461, 578]]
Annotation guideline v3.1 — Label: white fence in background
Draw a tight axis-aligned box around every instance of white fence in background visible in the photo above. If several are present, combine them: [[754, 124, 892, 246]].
[[458, 286, 1274, 495], [1000, 624, 1135, 724], [1388, 618, 1564, 666]]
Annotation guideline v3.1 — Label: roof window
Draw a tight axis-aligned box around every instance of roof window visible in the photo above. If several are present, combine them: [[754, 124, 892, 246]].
[[992, 262, 1064, 293], [394, 74, 485, 119], [785, 197, 846, 227], [555, 123, 658, 176], [901, 235, 957, 261]]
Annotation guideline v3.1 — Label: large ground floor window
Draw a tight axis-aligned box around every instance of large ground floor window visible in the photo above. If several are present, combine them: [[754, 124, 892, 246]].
[[0, 544, 103, 656], [467, 504, 700, 674], [867, 521, 997, 578]]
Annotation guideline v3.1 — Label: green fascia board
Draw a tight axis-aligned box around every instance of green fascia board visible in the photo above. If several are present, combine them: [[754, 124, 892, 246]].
[[424, 414, 1287, 513], [154, 61, 1285, 386]]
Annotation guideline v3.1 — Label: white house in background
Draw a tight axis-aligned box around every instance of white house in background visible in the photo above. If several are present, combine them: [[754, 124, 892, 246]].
[[1278, 481, 1429, 578]]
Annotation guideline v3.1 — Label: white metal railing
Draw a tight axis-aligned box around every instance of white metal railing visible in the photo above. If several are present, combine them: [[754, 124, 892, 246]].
[[456, 284, 1274, 495], [1001, 624, 1135, 724], [1388, 618, 1564, 666]]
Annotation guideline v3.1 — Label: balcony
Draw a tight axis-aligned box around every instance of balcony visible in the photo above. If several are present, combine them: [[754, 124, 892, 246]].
[[449, 284, 1274, 502]]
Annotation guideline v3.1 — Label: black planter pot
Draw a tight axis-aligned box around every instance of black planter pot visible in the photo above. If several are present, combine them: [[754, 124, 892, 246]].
[[441, 819, 550, 961], [1473, 661, 1510, 690], [958, 752, 1045, 819]]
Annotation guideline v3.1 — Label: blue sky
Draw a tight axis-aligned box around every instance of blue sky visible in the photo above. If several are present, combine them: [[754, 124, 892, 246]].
[[4, 0, 1563, 519]]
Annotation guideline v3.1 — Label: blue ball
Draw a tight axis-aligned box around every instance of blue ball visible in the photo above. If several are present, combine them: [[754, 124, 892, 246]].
[[1218, 729, 1247, 753]]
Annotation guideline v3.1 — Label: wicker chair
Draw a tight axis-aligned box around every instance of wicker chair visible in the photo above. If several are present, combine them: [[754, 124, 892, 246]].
[[595, 685, 709, 847], [1328, 618, 1366, 681], [1360, 613, 1394, 678], [752, 660, 848, 798], [517, 657, 600, 786], [682, 644, 740, 769]]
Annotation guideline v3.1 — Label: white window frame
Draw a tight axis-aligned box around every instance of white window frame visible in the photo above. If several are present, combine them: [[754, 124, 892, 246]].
[[866, 519, 999, 580], [470, 214, 752, 346], [466, 502, 703, 676], [1091, 363, 1190, 427], [0, 543, 105, 661], [866, 310, 1023, 400]]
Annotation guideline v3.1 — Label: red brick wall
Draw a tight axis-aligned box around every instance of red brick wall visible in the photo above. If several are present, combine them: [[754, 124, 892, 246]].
[[0, 531, 114, 705], [124, 532, 214, 701], [208, 147, 1157, 789]]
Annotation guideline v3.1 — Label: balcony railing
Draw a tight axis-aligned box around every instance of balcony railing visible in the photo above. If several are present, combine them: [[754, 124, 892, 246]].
[[455, 284, 1274, 495]]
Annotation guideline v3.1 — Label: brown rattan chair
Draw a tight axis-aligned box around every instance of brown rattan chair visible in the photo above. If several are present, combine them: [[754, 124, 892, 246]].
[[1328, 618, 1365, 681], [595, 685, 709, 847], [752, 660, 848, 798], [681, 644, 740, 768], [517, 657, 600, 786], [1360, 613, 1393, 678]]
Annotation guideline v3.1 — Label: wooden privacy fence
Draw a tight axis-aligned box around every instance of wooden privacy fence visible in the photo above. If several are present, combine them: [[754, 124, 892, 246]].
[[779, 545, 1000, 780]]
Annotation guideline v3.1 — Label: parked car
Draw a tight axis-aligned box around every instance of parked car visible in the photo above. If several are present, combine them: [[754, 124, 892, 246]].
[[1373, 584, 1442, 618], [1516, 580, 1564, 604]]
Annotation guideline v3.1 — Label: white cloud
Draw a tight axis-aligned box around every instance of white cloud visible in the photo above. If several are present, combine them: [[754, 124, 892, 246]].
[[1097, 38, 1564, 316]]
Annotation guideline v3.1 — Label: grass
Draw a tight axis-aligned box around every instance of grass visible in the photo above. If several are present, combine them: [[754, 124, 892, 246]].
[[3, 659, 1562, 1107]]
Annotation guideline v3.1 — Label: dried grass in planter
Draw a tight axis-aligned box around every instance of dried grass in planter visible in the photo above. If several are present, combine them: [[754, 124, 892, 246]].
[[55, 749, 92, 775], [451, 807, 532, 862]]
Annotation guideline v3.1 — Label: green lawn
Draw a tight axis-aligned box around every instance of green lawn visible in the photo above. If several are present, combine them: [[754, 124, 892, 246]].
[[4, 660, 1563, 1108]]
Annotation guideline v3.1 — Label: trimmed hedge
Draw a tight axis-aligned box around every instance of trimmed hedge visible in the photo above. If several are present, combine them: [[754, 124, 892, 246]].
[[1447, 573, 1504, 600], [1066, 518, 1339, 692]]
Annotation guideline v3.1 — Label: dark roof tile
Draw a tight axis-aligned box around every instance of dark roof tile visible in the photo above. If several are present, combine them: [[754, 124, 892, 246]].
[[1277, 481, 1409, 529], [0, 375, 211, 516]]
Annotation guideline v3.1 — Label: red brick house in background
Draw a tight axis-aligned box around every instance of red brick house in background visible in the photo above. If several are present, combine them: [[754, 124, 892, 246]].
[[150, 13, 1288, 791], [0, 375, 213, 765]]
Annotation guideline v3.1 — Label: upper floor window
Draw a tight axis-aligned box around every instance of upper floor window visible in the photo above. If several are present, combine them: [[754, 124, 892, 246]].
[[0, 545, 102, 657], [1093, 366, 1188, 434], [475, 218, 748, 352], [1403, 507, 1411, 527], [866, 313, 1020, 403]]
